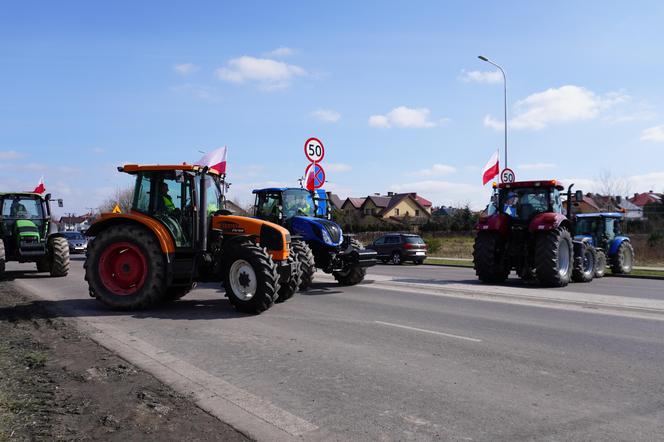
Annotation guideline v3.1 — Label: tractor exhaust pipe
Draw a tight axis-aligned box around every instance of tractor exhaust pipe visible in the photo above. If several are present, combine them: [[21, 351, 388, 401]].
[[199, 169, 208, 252], [567, 183, 574, 219]]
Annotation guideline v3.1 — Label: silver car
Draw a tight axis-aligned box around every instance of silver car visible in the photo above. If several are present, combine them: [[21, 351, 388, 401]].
[[61, 231, 88, 254]]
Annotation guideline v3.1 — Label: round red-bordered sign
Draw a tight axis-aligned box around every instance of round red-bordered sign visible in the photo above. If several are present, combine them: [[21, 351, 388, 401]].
[[501, 168, 516, 183], [304, 137, 325, 163], [304, 163, 326, 190]]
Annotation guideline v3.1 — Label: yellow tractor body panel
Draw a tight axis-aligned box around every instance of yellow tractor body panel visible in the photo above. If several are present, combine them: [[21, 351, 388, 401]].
[[211, 215, 290, 261], [88, 212, 177, 254]]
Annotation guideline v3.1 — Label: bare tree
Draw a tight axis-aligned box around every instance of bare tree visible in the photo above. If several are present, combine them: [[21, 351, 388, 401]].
[[97, 186, 134, 215], [597, 170, 631, 199]]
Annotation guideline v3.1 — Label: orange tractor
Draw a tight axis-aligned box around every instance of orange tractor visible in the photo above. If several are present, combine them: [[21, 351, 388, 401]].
[[84, 164, 298, 314]]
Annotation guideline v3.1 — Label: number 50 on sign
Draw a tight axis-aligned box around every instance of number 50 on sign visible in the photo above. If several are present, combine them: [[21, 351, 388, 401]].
[[304, 137, 325, 162]]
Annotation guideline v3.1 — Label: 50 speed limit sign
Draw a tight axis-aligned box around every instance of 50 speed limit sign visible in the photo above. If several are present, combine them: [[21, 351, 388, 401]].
[[501, 168, 516, 183], [304, 137, 325, 162]]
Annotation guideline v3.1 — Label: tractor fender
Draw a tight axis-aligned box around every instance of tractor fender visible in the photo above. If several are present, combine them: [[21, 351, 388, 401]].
[[573, 234, 595, 247], [609, 236, 630, 256], [529, 213, 570, 233], [86, 213, 176, 254], [475, 213, 509, 236], [212, 215, 290, 261]]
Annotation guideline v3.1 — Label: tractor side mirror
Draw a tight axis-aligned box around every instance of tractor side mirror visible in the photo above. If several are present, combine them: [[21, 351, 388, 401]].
[[574, 190, 583, 202], [45, 193, 52, 201], [58, 199, 64, 208]]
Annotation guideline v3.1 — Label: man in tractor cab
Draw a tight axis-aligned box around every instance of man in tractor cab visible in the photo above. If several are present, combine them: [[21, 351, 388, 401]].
[[159, 182, 176, 212], [503, 192, 518, 217], [283, 192, 312, 219], [10, 199, 29, 218]]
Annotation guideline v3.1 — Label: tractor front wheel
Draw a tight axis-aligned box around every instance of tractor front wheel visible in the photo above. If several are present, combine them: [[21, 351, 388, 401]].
[[85, 224, 166, 310], [611, 241, 634, 274], [473, 231, 509, 283], [594, 250, 607, 278], [291, 239, 315, 291], [222, 240, 279, 314], [276, 253, 300, 303], [49, 237, 70, 277], [534, 228, 573, 287], [333, 239, 367, 286], [572, 242, 596, 283]]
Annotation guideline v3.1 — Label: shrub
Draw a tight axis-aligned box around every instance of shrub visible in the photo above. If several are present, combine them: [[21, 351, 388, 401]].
[[424, 237, 442, 254]]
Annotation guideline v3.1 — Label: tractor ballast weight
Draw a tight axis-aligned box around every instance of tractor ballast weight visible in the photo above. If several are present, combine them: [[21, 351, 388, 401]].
[[0, 192, 70, 278], [85, 164, 296, 314], [573, 212, 634, 275], [252, 187, 376, 289], [473, 180, 597, 287]]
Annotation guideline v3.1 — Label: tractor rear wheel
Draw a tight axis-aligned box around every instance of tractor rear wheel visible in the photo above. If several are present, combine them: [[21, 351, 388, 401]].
[[222, 240, 279, 314], [611, 241, 634, 274], [473, 231, 509, 283], [534, 228, 573, 287], [292, 239, 315, 290], [594, 250, 607, 278], [572, 242, 596, 283], [49, 236, 70, 277], [276, 253, 300, 303], [333, 239, 367, 286], [85, 224, 166, 310], [0, 239, 5, 277]]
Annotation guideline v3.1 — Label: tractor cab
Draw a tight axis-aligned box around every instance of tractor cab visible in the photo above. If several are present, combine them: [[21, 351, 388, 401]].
[[486, 180, 566, 224], [574, 213, 623, 247]]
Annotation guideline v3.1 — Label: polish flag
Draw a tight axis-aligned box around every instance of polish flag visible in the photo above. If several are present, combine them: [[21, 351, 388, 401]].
[[33, 176, 46, 194], [482, 150, 500, 185], [305, 162, 318, 191], [196, 147, 227, 174]]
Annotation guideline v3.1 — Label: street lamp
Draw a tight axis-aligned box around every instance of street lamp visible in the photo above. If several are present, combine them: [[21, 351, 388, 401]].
[[478, 55, 508, 170]]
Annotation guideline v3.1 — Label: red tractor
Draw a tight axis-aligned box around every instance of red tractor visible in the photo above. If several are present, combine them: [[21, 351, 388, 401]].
[[473, 180, 597, 287]]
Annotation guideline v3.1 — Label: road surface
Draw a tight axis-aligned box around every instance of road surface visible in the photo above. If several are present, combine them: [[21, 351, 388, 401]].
[[4, 258, 664, 441]]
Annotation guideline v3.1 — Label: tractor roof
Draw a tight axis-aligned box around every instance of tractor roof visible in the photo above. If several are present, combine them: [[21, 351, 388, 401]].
[[119, 164, 220, 175], [496, 180, 565, 191], [0, 192, 44, 198], [575, 212, 624, 219], [252, 187, 307, 194]]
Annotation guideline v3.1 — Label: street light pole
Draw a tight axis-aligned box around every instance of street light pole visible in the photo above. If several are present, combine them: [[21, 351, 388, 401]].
[[478, 55, 508, 171]]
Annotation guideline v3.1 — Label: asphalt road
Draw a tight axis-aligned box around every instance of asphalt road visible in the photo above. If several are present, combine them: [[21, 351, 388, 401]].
[[5, 257, 664, 441]]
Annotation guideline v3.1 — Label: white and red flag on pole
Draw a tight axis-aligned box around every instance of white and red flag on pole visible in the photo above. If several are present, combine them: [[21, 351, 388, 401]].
[[33, 176, 45, 194], [482, 150, 500, 185], [196, 147, 227, 174], [305, 162, 316, 191]]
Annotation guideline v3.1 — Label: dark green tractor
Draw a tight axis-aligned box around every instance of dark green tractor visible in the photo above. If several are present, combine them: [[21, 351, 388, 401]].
[[0, 192, 70, 278]]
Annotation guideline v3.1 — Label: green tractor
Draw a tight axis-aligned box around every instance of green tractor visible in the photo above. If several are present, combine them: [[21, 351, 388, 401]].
[[0, 192, 70, 278]]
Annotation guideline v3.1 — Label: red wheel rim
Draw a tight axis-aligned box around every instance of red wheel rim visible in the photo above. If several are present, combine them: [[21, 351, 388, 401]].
[[98, 242, 148, 296]]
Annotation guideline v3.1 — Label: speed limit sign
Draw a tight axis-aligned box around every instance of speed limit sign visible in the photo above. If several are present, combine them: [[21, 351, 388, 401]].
[[501, 168, 516, 183], [304, 137, 325, 162]]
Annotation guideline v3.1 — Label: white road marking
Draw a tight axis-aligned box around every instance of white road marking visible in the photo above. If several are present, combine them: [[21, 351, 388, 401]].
[[374, 321, 482, 342]]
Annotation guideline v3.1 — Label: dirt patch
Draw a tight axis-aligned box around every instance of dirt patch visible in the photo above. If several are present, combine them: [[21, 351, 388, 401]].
[[0, 282, 250, 441]]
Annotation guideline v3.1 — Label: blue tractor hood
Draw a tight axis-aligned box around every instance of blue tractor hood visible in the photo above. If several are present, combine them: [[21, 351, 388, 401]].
[[289, 216, 344, 247]]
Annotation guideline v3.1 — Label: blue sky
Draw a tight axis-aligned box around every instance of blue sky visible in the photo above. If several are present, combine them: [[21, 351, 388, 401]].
[[1, 1, 664, 215]]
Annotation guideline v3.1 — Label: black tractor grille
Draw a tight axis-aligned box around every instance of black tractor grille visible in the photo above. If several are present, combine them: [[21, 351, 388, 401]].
[[318, 219, 342, 243]]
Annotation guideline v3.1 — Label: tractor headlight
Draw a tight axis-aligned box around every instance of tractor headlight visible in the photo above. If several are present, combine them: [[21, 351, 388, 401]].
[[321, 228, 334, 245]]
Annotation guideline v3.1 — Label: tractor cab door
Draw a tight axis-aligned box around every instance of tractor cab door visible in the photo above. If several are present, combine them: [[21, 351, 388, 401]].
[[254, 191, 283, 225]]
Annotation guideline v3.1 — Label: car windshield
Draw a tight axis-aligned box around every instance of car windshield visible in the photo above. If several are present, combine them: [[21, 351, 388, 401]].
[[500, 187, 551, 220], [283, 189, 315, 218], [404, 236, 424, 244], [63, 232, 85, 240], [1, 197, 44, 219]]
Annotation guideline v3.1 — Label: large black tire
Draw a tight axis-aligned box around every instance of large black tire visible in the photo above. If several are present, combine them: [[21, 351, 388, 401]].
[[276, 253, 300, 303], [49, 236, 70, 277], [611, 241, 634, 274], [222, 240, 279, 314], [333, 239, 367, 286], [85, 224, 166, 310], [0, 239, 5, 277], [572, 242, 596, 283], [473, 231, 509, 283], [534, 228, 573, 287], [292, 239, 315, 291], [594, 250, 607, 278]]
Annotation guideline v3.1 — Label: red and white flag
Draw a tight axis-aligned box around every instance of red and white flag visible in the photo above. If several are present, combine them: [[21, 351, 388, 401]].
[[33, 176, 45, 194], [196, 147, 227, 174], [305, 162, 316, 191], [482, 150, 499, 185]]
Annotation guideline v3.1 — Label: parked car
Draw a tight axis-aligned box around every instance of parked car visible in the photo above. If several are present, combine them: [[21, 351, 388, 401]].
[[61, 231, 88, 254], [367, 233, 428, 265]]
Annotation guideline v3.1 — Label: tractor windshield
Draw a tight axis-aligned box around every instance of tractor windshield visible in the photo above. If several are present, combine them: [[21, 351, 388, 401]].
[[1, 197, 44, 220], [499, 187, 556, 221], [282, 189, 315, 219]]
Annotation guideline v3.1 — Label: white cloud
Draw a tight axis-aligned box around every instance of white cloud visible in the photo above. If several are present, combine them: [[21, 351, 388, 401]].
[[0, 150, 24, 160], [369, 106, 437, 129], [216, 56, 306, 90], [409, 164, 456, 177], [311, 109, 341, 123], [264, 47, 296, 58], [484, 85, 628, 131], [459, 69, 502, 84], [325, 163, 352, 173], [174, 63, 200, 75], [640, 125, 664, 142], [518, 162, 556, 171]]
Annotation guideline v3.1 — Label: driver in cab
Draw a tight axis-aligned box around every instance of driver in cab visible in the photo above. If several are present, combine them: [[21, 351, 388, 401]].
[[503, 192, 518, 217]]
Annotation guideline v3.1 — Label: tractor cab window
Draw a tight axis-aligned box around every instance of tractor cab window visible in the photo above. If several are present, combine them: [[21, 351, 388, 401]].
[[282, 189, 315, 219], [550, 189, 562, 214], [134, 175, 151, 213], [604, 218, 616, 241], [255, 192, 282, 223], [206, 175, 222, 215], [501, 188, 550, 220], [2, 197, 43, 220]]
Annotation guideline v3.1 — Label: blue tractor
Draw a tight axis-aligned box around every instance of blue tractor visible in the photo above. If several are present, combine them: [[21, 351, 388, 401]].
[[573, 213, 634, 276], [252, 187, 376, 289]]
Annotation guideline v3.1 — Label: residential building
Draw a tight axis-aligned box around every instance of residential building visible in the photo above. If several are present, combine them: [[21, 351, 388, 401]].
[[59, 214, 93, 232]]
